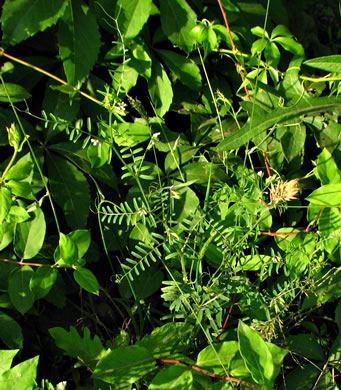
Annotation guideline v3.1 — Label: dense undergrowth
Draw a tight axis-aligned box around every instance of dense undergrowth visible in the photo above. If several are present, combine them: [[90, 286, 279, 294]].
[[0, 0, 341, 389]]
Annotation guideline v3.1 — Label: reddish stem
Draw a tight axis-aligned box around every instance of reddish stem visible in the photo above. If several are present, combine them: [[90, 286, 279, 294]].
[[217, 294, 236, 341], [159, 358, 262, 389], [217, 0, 251, 101]]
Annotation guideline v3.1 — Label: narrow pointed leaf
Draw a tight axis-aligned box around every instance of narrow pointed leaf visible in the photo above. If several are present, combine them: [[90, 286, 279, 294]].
[[216, 97, 341, 151]]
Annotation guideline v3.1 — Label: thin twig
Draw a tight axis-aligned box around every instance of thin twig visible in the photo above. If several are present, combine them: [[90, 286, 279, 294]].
[[159, 358, 262, 389], [216, 0, 251, 101]]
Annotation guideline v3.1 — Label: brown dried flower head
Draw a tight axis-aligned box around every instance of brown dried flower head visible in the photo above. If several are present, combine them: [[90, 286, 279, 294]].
[[270, 179, 299, 206]]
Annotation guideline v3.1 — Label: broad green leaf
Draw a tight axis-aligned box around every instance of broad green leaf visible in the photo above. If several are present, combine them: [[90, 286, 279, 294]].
[[0, 224, 14, 252], [173, 186, 200, 222], [216, 96, 341, 151], [7, 180, 35, 200], [49, 326, 105, 370], [238, 320, 274, 386], [306, 184, 341, 206], [116, 0, 152, 42], [251, 26, 268, 39], [112, 64, 139, 94], [47, 152, 90, 229], [0, 187, 12, 224], [182, 162, 227, 184], [73, 267, 99, 295], [87, 140, 112, 168], [0, 349, 19, 375], [316, 148, 341, 185], [157, 49, 201, 91], [0, 83, 31, 103], [1, 0, 67, 46], [130, 40, 152, 79], [7, 206, 30, 224], [304, 55, 341, 73], [14, 207, 46, 259], [286, 334, 325, 361], [0, 355, 39, 390], [278, 123, 306, 163], [58, 0, 101, 84], [8, 266, 35, 315], [137, 322, 192, 359], [0, 312, 23, 349], [160, 0, 197, 54], [119, 266, 163, 300], [114, 122, 151, 146], [148, 57, 173, 117], [93, 345, 156, 385], [197, 341, 249, 376], [4, 155, 33, 181], [149, 365, 193, 389], [69, 230, 91, 258], [58, 233, 79, 266], [30, 267, 58, 300]]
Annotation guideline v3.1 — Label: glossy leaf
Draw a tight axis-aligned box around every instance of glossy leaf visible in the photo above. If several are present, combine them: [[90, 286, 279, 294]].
[[57, 0, 100, 84], [238, 320, 274, 387], [93, 345, 156, 385], [4, 155, 33, 181], [30, 267, 58, 300], [58, 233, 79, 266], [149, 365, 193, 389], [87, 140, 112, 168], [73, 267, 99, 295], [0, 312, 23, 348], [160, 0, 197, 54], [316, 148, 341, 185], [14, 207, 46, 259], [0, 349, 19, 375], [47, 152, 90, 229], [278, 123, 306, 163], [0, 83, 31, 103], [216, 96, 341, 151], [306, 183, 341, 206], [157, 49, 202, 91], [8, 266, 35, 315], [116, 0, 152, 42], [1, 0, 67, 46], [304, 55, 341, 73], [148, 57, 173, 117], [0, 355, 39, 390], [0, 187, 12, 224]]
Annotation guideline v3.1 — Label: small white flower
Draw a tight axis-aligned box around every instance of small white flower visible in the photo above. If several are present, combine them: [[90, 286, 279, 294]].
[[90, 138, 100, 146], [257, 171, 264, 177], [137, 208, 147, 216]]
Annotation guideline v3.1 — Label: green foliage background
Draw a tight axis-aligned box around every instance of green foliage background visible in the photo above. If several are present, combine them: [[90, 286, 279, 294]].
[[0, 0, 341, 389]]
